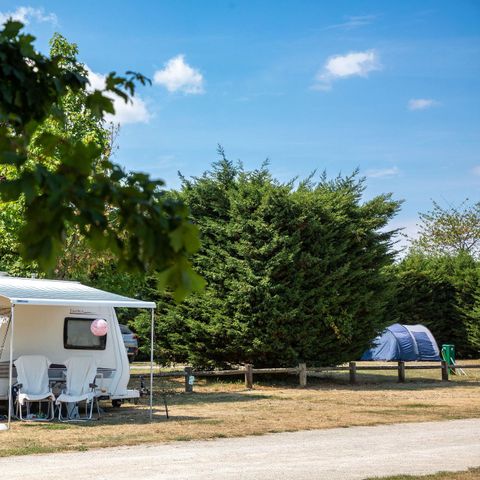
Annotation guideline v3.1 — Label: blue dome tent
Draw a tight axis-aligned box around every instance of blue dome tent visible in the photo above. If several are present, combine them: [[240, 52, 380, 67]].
[[361, 323, 441, 361]]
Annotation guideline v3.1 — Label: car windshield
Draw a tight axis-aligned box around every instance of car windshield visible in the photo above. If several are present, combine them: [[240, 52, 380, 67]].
[[120, 324, 132, 334]]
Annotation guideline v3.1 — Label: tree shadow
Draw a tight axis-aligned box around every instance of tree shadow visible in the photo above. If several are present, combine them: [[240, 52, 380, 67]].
[[145, 391, 272, 407], [0, 390, 271, 426], [301, 375, 480, 391], [9, 402, 217, 427], [93, 411, 209, 426]]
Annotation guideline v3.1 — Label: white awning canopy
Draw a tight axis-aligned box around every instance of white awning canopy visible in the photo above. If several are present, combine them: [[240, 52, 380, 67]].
[[0, 276, 155, 309]]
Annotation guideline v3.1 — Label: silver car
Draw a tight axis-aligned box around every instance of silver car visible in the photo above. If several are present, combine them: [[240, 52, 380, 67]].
[[120, 324, 139, 362]]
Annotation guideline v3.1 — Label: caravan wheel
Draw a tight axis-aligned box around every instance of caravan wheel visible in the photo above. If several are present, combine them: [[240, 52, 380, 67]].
[[111, 400, 122, 408]]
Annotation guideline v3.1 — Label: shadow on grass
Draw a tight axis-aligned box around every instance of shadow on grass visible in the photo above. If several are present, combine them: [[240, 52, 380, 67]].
[[13, 407, 212, 427], [62, 392, 271, 426], [212, 372, 480, 392], [299, 375, 480, 392], [0, 390, 270, 428], [163, 391, 272, 406], [93, 413, 211, 426]]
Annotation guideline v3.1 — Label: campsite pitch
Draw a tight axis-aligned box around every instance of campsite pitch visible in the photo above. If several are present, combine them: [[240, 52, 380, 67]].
[[0, 418, 479, 479], [0, 362, 479, 458]]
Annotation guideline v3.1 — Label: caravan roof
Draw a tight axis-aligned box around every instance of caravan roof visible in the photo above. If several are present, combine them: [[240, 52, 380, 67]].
[[0, 276, 155, 309]]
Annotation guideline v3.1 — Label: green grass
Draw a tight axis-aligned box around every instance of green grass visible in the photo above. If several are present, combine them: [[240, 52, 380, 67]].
[[172, 435, 193, 441], [20, 423, 72, 430], [365, 467, 480, 479], [1, 445, 61, 456]]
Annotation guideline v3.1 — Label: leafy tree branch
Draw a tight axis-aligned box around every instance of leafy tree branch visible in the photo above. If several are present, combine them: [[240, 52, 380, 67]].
[[0, 21, 203, 300]]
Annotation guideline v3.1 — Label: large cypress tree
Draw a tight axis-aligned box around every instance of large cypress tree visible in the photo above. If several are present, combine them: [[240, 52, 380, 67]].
[[146, 151, 401, 368]]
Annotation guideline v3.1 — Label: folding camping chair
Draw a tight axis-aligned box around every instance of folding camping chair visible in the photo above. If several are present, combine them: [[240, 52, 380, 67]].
[[14, 355, 56, 421], [56, 357, 100, 421]]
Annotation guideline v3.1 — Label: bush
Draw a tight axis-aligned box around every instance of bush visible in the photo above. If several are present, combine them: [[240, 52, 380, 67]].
[[142, 153, 400, 368], [389, 253, 480, 357]]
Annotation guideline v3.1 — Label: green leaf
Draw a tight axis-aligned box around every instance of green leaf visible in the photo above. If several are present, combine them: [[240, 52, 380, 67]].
[[2, 20, 23, 39], [85, 90, 115, 116], [169, 223, 201, 254]]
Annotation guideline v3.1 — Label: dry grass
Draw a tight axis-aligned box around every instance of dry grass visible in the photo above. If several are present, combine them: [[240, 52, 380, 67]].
[[330, 360, 480, 384], [365, 467, 480, 479], [0, 360, 479, 458]]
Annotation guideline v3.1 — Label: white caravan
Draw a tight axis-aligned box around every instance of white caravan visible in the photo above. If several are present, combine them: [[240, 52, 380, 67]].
[[0, 276, 155, 406]]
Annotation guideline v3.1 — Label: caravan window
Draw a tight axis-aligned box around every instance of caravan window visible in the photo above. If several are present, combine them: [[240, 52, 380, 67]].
[[64, 318, 107, 350]]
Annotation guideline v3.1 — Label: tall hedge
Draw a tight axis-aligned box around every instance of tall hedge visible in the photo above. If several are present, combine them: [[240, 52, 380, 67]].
[[140, 154, 400, 368], [388, 253, 480, 358], [468, 290, 480, 352]]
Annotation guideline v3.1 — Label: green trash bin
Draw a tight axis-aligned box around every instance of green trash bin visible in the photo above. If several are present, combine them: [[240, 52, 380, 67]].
[[441, 344, 455, 374]]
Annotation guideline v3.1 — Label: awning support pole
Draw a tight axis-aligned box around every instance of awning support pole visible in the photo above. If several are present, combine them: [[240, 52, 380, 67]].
[[7, 305, 15, 428], [149, 307, 154, 421]]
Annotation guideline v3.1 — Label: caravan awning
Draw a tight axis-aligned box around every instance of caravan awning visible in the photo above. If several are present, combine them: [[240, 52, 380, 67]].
[[0, 277, 155, 308]]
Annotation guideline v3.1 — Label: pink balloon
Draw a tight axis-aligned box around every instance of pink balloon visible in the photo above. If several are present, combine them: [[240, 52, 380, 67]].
[[91, 318, 108, 336]]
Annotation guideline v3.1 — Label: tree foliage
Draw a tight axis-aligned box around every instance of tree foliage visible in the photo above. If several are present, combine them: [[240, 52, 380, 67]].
[[389, 252, 480, 357], [392, 199, 480, 358], [411, 200, 480, 258], [468, 289, 480, 352], [0, 21, 202, 300], [141, 151, 401, 368], [0, 32, 112, 277]]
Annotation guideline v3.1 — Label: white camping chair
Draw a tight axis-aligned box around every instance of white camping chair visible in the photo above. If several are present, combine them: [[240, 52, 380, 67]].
[[56, 357, 100, 421], [14, 355, 55, 421]]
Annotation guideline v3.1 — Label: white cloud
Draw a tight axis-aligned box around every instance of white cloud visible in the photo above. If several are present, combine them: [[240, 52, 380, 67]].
[[154, 55, 204, 94], [408, 98, 439, 111], [86, 67, 151, 125], [0, 6, 57, 25], [472, 165, 480, 176], [324, 15, 377, 31], [324, 50, 379, 78], [110, 94, 151, 125], [365, 166, 400, 178], [313, 50, 380, 90]]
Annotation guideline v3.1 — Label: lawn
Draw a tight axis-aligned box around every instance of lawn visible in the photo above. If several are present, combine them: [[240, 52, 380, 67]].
[[0, 360, 479, 458], [366, 467, 480, 479]]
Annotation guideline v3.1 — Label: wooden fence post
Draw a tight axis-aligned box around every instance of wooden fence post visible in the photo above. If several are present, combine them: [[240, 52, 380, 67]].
[[299, 363, 307, 388], [441, 361, 449, 382], [398, 361, 406, 383], [349, 361, 357, 385], [244, 364, 253, 389], [184, 366, 194, 393]]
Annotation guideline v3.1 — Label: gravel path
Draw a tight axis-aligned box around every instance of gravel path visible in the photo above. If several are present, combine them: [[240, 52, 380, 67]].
[[1, 418, 480, 479]]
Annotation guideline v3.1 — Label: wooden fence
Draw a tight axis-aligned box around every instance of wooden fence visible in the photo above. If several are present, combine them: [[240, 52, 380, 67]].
[[131, 361, 480, 393]]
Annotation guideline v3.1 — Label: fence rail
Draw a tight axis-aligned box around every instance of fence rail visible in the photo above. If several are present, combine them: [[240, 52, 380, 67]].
[[130, 361, 480, 392]]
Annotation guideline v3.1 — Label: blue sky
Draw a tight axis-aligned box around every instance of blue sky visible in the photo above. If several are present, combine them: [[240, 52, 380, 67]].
[[1, 1, 479, 241]]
